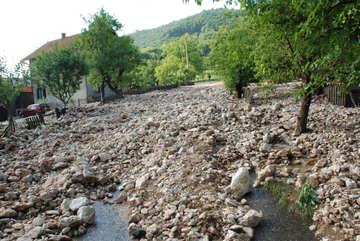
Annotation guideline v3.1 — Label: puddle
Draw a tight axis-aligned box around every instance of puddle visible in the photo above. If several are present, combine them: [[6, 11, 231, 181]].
[[76, 170, 316, 241], [76, 201, 131, 241], [245, 172, 316, 241], [76, 185, 131, 241]]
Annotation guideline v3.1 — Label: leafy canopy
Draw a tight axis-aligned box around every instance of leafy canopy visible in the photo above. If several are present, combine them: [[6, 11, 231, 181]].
[[209, 17, 257, 93], [125, 60, 161, 89], [77, 7, 143, 97], [188, 0, 359, 134], [155, 33, 203, 85], [0, 56, 28, 110], [245, 0, 359, 134], [189, 0, 360, 90], [30, 45, 88, 107]]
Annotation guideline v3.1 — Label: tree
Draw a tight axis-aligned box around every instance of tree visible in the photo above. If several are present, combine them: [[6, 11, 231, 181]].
[[303, 1, 360, 90], [140, 47, 162, 61], [185, 0, 360, 135], [245, 0, 359, 134], [122, 60, 160, 89], [155, 33, 203, 84], [208, 19, 258, 97], [77, 7, 143, 99], [30, 45, 88, 107], [0, 56, 28, 115], [137, 60, 161, 87], [123, 47, 162, 88]]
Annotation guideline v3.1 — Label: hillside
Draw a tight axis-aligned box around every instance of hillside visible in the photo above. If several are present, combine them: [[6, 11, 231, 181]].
[[129, 8, 239, 48]]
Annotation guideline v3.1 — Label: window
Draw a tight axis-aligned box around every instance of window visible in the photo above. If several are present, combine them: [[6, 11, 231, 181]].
[[37, 88, 46, 99]]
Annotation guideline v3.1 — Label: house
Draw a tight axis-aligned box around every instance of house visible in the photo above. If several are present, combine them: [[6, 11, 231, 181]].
[[23, 33, 115, 108]]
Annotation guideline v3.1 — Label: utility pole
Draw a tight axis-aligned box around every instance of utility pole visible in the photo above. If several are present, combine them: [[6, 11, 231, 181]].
[[185, 38, 189, 71], [178, 46, 182, 63], [184, 38, 189, 81]]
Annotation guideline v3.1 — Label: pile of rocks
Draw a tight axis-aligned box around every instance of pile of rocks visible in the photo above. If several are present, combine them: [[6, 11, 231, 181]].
[[0, 81, 359, 240]]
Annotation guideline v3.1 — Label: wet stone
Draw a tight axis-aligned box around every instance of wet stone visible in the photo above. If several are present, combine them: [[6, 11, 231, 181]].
[[70, 197, 89, 211], [131, 228, 146, 239]]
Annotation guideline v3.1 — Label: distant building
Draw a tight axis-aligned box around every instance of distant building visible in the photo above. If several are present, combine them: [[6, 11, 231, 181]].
[[23, 33, 115, 108], [15, 85, 34, 115]]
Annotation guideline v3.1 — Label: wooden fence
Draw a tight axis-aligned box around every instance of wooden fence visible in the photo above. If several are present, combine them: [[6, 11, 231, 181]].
[[77, 98, 88, 107], [243, 87, 254, 104], [25, 114, 45, 129], [124, 84, 179, 95], [323, 85, 360, 107]]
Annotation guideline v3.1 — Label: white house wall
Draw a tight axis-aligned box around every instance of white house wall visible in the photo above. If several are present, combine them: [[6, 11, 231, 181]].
[[70, 77, 88, 106], [33, 77, 87, 108], [33, 76, 117, 108], [86, 84, 116, 102], [32, 86, 61, 108]]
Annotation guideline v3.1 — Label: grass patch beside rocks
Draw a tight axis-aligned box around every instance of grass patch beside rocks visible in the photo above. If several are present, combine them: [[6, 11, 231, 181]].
[[263, 180, 318, 221]]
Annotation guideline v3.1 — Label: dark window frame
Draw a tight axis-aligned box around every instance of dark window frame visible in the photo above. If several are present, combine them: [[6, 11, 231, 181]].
[[37, 88, 47, 99]]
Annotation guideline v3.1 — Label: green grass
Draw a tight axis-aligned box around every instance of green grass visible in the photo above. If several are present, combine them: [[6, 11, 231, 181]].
[[263, 180, 317, 221]]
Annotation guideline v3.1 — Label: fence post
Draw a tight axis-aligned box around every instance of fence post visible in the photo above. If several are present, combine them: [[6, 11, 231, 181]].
[[55, 108, 61, 118]]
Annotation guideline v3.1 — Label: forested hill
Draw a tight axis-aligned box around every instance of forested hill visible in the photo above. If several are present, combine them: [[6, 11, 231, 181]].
[[128, 8, 238, 48]]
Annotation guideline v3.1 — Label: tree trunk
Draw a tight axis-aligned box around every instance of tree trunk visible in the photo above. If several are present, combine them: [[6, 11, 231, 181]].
[[106, 82, 124, 99], [101, 81, 105, 102], [2, 114, 16, 138], [115, 88, 124, 99], [8, 114, 15, 134], [235, 83, 243, 98], [296, 74, 312, 135]]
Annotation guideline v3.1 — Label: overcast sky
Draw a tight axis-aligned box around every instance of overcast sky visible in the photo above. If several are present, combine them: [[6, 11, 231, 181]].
[[0, 0, 228, 69]]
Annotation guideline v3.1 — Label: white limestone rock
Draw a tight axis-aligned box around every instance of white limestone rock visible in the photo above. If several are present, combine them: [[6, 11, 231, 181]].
[[230, 167, 252, 199], [238, 209, 263, 227], [70, 197, 90, 212], [77, 206, 96, 224]]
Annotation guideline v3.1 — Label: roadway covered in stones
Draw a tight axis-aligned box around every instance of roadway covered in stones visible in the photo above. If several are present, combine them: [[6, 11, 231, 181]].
[[0, 81, 359, 240]]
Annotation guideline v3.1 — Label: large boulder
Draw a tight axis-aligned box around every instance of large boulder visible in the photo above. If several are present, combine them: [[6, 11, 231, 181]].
[[77, 206, 96, 224], [238, 209, 263, 227], [230, 167, 252, 198]]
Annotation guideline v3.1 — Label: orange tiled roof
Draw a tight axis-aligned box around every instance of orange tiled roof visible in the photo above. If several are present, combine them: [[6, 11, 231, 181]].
[[23, 33, 79, 61], [22, 85, 32, 93]]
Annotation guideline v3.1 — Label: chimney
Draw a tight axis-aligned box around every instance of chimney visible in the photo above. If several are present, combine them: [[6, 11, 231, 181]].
[[61, 33, 66, 39]]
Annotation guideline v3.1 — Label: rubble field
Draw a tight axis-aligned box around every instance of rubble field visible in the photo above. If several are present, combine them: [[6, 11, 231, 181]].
[[0, 81, 359, 241]]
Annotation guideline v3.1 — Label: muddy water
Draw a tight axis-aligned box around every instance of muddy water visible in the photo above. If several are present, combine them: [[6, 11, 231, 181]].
[[76, 201, 131, 241], [76, 185, 131, 241], [245, 172, 316, 241], [77, 177, 316, 241], [78, 190, 316, 241]]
